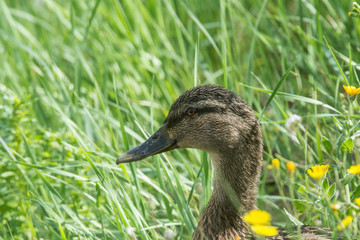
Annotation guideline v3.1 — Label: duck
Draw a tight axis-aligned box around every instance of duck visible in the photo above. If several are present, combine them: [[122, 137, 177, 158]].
[[116, 85, 332, 240]]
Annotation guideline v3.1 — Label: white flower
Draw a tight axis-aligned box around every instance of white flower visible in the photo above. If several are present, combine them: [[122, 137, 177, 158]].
[[127, 226, 136, 239], [164, 228, 176, 240], [144, 52, 162, 68], [285, 114, 302, 132]]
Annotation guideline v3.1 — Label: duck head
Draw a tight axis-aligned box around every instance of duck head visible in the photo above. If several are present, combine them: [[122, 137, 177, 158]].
[[116, 85, 260, 164]]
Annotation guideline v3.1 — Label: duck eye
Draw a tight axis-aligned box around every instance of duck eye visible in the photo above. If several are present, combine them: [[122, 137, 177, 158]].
[[186, 107, 196, 116]]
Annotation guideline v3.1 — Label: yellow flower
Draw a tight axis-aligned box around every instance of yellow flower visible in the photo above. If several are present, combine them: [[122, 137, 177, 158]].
[[331, 203, 340, 213], [13, 97, 21, 105], [245, 209, 278, 237], [355, 198, 360, 207], [337, 216, 353, 230], [234, 236, 242, 240], [347, 164, 360, 175], [244, 209, 271, 226], [250, 225, 278, 237], [307, 165, 330, 179], [44, 151, 50, 158], [343, 85, 360, 96], [286, 161, 296, 175], [268, 158, 280, 169]]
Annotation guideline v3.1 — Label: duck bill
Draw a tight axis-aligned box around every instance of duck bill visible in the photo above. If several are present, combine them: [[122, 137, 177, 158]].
[[116, 124, 178, 164]]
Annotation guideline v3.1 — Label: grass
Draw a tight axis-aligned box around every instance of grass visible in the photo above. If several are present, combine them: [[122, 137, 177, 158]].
[[0, 0, 360, 239]]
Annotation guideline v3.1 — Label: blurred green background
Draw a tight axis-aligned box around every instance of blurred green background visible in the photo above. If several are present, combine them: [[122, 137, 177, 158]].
[[1, 0, 360, 239]]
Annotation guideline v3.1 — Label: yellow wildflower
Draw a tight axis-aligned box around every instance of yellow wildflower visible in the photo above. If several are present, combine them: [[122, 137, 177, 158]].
[[307, 165, 330, 179], [286, 161, 296, 175], [347, 164, 360, 174], [337, 216, 353, 230], [43, 151, 50, 158], [234, 236, 242, 240], [268, 158, 280, 169], [250, 225, 278, 237], [244, 209, 271, 226], [13, 97, 21, 105], [355, 198, 360, 207], [343, 85, 360, 96], [331, 203, 340, 213]]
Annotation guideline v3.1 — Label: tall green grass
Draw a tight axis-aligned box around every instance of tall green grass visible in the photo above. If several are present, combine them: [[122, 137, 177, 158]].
[[0, 0, 359, 239]]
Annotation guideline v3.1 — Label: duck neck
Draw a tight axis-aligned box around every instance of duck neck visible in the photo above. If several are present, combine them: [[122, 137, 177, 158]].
[[194, 146, 262, 239], [214, 147, 262, 210]]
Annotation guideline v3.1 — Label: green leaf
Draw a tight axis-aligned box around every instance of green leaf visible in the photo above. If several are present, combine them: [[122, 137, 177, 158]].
[[293, 200, 313, 213], [321, 136, 332, 154], [34, 169, 65, 202], [333, 117, 343, 131], [351, 130, 360, 139], [322, 177, 329, 191], [353, 185, 360, 199], [55, 214, 67, 240], [296, 184, 307, 195], [259, 58, 298, 120], [283, 208, 303, 226], [340, 173, 354, 186], [327, 183, 336, 199], [324, 37, 349, 85], [238, 84, 340, 113], [341, 138, 353, 152]]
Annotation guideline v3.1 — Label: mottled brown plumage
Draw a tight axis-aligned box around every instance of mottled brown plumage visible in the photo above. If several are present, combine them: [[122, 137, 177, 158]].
[[117, 85, 332, 240], [167, 85, 262, 239]]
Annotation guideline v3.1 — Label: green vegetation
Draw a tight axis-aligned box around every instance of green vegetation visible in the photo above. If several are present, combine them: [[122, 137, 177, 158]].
[[1, 0, 360, 239]]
